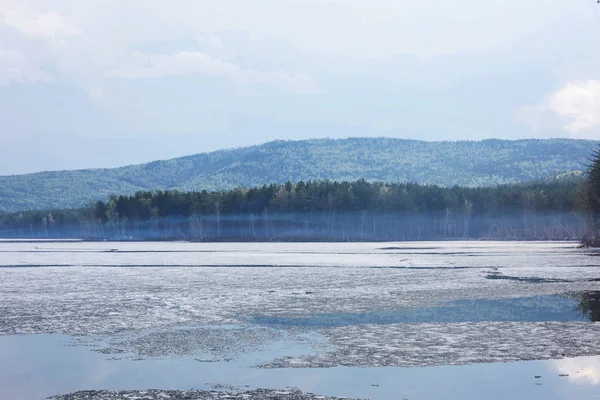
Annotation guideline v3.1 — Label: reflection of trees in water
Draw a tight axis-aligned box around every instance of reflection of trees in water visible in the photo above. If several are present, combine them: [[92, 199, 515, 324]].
[[575, 292, 600, 322]]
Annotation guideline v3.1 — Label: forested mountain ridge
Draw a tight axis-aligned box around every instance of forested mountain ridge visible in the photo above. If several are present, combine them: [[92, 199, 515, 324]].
[[0, 137, 595, 211]]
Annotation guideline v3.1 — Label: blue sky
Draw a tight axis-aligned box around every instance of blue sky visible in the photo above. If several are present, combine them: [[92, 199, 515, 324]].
[[0, 0, 599, 174]]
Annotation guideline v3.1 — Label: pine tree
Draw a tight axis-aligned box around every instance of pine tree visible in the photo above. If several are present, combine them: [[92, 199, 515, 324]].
[[581, 146, 600, 240]]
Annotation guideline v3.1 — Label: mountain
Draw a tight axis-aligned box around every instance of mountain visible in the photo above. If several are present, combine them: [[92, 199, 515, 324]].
[[0, 137, 596, 211]]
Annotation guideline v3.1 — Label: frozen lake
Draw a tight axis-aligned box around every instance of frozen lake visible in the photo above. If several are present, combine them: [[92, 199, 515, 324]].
[[1, 241, 600, 399]]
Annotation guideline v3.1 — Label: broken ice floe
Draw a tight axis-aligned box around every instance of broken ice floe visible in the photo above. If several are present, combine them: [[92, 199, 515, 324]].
[[50, 389, 364, 400], [259, 322, 600, 368]]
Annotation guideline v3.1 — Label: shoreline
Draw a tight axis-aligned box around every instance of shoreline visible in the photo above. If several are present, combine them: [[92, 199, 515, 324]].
[[0, 238, 584, 244]]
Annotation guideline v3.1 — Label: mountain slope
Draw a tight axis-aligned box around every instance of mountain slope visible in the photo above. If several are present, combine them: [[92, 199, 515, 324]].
[[0, 137, 595, 211]]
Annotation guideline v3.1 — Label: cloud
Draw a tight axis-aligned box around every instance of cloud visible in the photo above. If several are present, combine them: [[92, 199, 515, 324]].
[[111, 51, 238, 79], [518, 81, 600, 138], [0, 4, 324, 96], [0, 48, 52, 85], [119, 0, 566, 58], [548, 81, 600, 134], [0, 0, 598, 159], [552, 357, 600, 385], [195, 33, 222, 48], [0, 9, 82, 38], [110, 50, 322, 95], [0, 8, 83, 85], [89, 86, 106, 100]]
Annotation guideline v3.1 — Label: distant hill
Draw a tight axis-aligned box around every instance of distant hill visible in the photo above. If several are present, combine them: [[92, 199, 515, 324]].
[[0, 138, 595, 211]]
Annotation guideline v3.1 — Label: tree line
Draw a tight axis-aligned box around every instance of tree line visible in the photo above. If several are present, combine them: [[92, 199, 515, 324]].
[[0, 180, 588, 241]]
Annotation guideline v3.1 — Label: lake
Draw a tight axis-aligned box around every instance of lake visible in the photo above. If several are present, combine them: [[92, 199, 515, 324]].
[[1, 241, 600, 399]]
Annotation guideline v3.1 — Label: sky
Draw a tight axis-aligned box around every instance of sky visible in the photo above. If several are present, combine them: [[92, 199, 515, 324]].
[[0, 0, 599, 175]]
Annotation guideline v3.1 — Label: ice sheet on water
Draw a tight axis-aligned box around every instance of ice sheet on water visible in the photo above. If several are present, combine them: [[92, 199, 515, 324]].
[[259, 322, 600, 368], [51, 389, 364, 400], [0, 240, 588, 268], [92, 326, 323, 360], [1, 264, 596, 336], [2, 260, 598, 336], [2, 241, 600, 369]]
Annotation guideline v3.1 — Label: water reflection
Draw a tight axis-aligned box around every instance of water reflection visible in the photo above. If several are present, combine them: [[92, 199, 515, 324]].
[[1, 334, 600, 400], [253, 294, 592, 328], [553, 356, 600, 385], [575, 291, 600, 322]]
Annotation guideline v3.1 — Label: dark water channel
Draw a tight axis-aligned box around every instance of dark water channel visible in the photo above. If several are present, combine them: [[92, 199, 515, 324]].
[[252, 293, 600, 327]]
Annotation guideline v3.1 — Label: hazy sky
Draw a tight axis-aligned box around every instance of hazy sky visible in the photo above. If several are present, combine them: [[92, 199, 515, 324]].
[[1, 0, 599, 174]]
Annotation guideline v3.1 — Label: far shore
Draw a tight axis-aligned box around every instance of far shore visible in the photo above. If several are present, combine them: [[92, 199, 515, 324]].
[[0, 237, 585, 244]]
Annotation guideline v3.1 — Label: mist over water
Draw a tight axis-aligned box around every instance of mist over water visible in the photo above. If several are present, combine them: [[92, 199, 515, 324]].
[[0, 212, 586, 241]]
